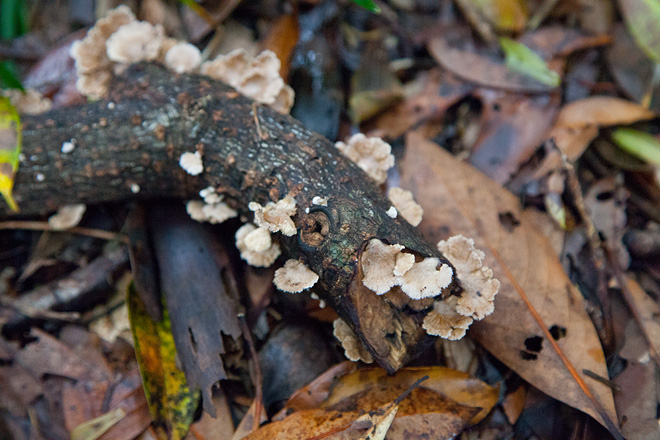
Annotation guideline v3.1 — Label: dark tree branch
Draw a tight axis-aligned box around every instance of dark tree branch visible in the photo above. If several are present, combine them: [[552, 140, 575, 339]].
[[3, 63, 456, 372]]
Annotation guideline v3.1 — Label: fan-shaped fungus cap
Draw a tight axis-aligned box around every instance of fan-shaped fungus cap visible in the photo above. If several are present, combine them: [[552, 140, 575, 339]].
[[2, 89, 52, 115], [235, 223, 281, 267], [437, 235, 499, 320], [75, 70, 112, 100], [243, 227, 272, 253], [273, 259, 319, 293], [400, 257, 453, 300], [393, 252, 415, 277], [423, 297, 474, 340], [333, 318, 374, 363], [48, 204, 86, 230], [179, 151, 203, 176], [361, 238, 452, 299], [165, 42, 201, 74], [388, 187, 424, 226], [200, 49, 295, 114], [335, 134, 395, 185], [106, 21, 164, 63], [69, 5, 136, 75], [186, 198, 237, 225], [361, 239, 405, 294], [248, 196, 297, 236]]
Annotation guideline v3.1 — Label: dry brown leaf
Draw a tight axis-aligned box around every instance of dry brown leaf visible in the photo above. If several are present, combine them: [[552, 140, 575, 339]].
[[243, 386, 478, 440], [367, 69, 472, 140], [427, 37, 557, 94], [470, 90, 560, 183], [555, 96, 655, 129], [320, 367, 498, 424], [400, 132, 617, 428]]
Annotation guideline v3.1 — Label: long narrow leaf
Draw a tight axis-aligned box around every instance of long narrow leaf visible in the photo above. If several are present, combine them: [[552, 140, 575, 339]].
[[127, 283, 199, 440], [500, 37, 560, 87], [0, 96, 21, 211]]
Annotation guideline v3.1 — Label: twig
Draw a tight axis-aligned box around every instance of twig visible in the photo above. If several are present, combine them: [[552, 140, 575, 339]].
[[0, 220, 128, 243]]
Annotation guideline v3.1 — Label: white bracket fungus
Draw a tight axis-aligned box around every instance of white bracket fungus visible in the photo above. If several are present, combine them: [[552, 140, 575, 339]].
[[186, 197, 237, 225], [361, 239, 453, 300], [387, 187, 424, 227], [48, 204, 87, 230], [386, 206, 397, 218], [165, 43, 202, 74], [273, 259, 319, 293], [1, 89, 52, 115], [335, 134, 395, 185], [422, 298, 473, 340], [248, 196, 297, 236], [422, 235, 500, 341], [312, 196, 328, 206], [200, 49, 295, 114], [437, 235, 499, 320], [70, 6, 136, 99], [179, 151, 204, 176], [333, 318, 374, 364], [235, 223, 281, 267], [106, 21, 164, 64]]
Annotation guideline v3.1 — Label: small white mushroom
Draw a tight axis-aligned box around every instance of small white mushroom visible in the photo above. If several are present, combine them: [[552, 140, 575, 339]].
[[48, 204, 87, 230], [400, 257, 453, 300], [361, 239, 404, 294], [201, 202, 237, 224], [165, 42, 202, 74], [273, 259, 318, 293], [179, 151, 203, 176], [106, 21, 164, 63], [386, 206, 397, 218], [312, 196, 328, 206], [388, 187, 423, 226], [393, 252, 415, 277], [423, 298, 474, 340], [235, 223, 281, 267], [335, 134, 395, 185], [1, 89, 52, 115], [200, 49, 295, 114], [333, 318, 373, 363], [249, 196, 297, 236], [243, 227, 272, 253]]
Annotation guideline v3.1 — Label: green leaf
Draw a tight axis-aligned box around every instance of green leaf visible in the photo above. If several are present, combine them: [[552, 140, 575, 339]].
[[71, 408, 126, 440], [610, 127, 660, 167], [619, 0, 660, 62], [0, 96, 21, 211], [499, 37, 560, 87], [348, 0, 381, 14], [127, 283, 199, 440], [0, 61, 24, 90], [0, 0, 28, 40]]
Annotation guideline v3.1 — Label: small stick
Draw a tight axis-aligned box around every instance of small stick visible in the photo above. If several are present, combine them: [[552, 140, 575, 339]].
[[0, 220, 127, 243]]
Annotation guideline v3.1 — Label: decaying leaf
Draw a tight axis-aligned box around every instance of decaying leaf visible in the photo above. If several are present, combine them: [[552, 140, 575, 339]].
[[0, 96, 21, 211], [618, 0, 660, 62], [127, 283, 199, 440], [244, 363, 495, 440], [400, 132, 617, 428]]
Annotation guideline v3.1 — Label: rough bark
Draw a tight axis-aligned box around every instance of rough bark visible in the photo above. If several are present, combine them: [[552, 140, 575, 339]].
[[3, 63, 458, 372]]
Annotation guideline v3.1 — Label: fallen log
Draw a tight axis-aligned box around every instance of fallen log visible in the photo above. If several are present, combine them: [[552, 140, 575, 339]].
[[3, 62, 458, 372]]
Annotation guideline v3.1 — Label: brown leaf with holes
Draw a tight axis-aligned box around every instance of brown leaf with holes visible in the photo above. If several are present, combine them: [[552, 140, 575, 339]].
[[399, 132, 617, 428]]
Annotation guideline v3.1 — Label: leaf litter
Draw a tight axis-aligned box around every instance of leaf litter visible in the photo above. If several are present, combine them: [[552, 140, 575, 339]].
[[3, 0, 660, 439]]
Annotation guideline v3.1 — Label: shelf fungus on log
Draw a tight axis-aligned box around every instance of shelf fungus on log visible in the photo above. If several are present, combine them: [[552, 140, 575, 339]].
[[3, 63, 498, 372]]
